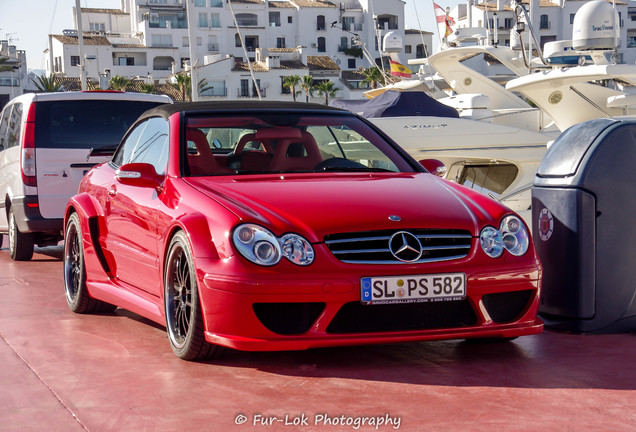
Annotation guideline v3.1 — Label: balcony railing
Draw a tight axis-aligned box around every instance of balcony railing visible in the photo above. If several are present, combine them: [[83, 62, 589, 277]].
[[208, 43, 220, 51]]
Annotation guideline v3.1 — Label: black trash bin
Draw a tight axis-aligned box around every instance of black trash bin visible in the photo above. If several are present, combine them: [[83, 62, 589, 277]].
[[532, 118, 636, 333]]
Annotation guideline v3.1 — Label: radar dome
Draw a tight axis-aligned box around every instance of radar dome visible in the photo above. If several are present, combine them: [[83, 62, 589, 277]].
[[572, 0, 619, 50], [383, 31, 403, 53]]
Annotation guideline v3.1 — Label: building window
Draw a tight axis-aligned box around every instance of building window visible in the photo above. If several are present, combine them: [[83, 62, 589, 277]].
[[416, 44, 426, 57], [504, 18, 514, 29], [288, 16, 292, 24], [540, 14, 549, 29], [199, 13, 208, 28], [240, 79, 250, 97], [210, 13, 220, 27], [236, 13, 257, 27], [339, 36, 348, 51], [570, 14, 575, 25], [118, 57, 134, 66], [270, 12, 281, 27], [317, 37, 326, 53], [343, 16, 354, 31], [281, 77, 290, 94], [377, 14, 398, 30], [70, 56, 80, 66], [405, 45, 412, 54], [348, 58, 356, 69], [210, 0, 222, 6], [89, 22, 105, 32], [235, 33, 242, 48], [151, 34, 173, 47], [277, 37, 286, 49], [317, 15, 325, 30], [208, 35, 219, 51], [183, 36, 189, 47], [194, 0, 205, 6], [245, 36, 258, 51]]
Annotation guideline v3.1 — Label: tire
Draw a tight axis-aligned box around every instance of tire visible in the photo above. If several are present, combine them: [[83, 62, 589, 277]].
[[63, 213, 116, 314], [164, 231, 223, 361], [8, 207, 34, 261]]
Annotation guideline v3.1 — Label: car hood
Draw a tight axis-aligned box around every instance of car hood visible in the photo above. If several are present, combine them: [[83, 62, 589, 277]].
[[185, 173, 508, 243]]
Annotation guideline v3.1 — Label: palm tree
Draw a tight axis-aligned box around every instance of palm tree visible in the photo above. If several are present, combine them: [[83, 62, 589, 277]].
[[361, 66, 384, 90], [282, 75, 301, 102], [138, 82, 155, 94], [171, 72, 191, 101], [31, 73, 63, 92], [315, 80, 339, 105], [109, 75, 131, 91], [198, 78, 213, 96], [300, 75, 314, 103]]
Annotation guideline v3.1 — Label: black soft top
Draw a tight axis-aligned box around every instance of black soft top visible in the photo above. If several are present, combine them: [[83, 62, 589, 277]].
[[139, 100, 349, 121]]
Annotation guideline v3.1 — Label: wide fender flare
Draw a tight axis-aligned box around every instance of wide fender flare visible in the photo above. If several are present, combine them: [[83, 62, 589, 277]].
[[160, 212, 235, 274], [64, 193, 103, 239]]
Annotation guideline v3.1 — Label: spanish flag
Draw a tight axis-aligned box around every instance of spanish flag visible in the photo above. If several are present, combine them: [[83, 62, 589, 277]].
[[390, 60, 412, 78]]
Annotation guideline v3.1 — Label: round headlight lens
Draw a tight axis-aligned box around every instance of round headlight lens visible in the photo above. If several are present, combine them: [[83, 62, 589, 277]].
[[232, 224, 281, 266], [480, 226, 504, 258], [232, 224, 314, 266], [500, 215, 529, 256], [281, 234, 315, 266]]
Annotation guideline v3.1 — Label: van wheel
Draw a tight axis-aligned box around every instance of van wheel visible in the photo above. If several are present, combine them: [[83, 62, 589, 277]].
[[8, 208, 34, 261]]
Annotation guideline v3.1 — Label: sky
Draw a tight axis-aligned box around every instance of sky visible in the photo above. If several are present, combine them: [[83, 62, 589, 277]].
[[0, 0, 461, 72]]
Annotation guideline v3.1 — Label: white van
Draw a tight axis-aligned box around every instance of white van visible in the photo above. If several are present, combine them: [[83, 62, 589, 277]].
[[0, 91, 171, 260]]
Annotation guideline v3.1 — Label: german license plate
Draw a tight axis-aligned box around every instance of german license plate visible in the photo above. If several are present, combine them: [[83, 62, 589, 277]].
[[361, 273, 466, 305]]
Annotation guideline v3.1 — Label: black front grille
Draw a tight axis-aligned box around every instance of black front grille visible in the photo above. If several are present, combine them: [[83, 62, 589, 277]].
[[324, 229, 473, 264], [482, 290, 534, 323], [326, 300, 478, 334], [253, 302, 325, 335]]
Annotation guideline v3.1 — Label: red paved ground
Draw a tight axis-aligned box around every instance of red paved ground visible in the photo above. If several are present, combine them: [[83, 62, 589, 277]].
[[0, 244, 635, 431]]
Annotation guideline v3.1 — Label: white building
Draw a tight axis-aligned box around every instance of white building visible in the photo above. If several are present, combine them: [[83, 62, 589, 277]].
[[449, 0, 636, 64], [0, 40, 29, 109], [44, 0, 431, 100]]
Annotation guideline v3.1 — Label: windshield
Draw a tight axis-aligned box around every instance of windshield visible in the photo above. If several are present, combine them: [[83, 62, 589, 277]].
[[184, 114, 417, 176]]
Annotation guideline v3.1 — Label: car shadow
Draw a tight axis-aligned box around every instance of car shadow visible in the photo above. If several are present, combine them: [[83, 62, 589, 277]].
[[207, 330, 636, 391]]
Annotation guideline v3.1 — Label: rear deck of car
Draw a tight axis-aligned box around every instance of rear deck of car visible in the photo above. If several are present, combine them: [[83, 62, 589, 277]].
[[1, 246, 634, 431]]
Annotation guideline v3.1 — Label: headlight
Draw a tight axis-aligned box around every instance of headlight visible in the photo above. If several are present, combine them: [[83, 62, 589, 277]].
[[233, 224, 281, 266], [232, 224, 315, 266], [281, 234, 315, 266], [479, 215, 529, 258], [500, 215, 529, 256], [480, 226, 504, 258]]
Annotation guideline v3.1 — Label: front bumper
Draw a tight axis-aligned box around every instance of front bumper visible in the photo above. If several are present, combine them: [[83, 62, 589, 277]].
[[199, 260, 543, 351]]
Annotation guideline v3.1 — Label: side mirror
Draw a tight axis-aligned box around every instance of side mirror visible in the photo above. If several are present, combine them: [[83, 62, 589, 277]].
[[419, 159, 447, 177], [116, 163, 163, 189]]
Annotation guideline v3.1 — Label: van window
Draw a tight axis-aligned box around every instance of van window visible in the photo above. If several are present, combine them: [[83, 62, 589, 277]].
[[0, 103, 22, 151], [34, 100, 162, 150], [0, 105, 11, 150]]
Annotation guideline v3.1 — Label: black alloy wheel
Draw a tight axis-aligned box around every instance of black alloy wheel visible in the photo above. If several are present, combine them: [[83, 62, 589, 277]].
[[164, 231, 223, 361], [64, 213, 116, 313]]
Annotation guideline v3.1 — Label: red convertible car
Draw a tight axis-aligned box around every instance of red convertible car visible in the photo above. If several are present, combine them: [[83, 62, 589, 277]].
[[63, 102, 543, 360]]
